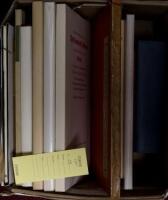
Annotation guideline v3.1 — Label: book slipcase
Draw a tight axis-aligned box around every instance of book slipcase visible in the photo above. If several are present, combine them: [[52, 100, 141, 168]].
[[0, 0, 167, 200]]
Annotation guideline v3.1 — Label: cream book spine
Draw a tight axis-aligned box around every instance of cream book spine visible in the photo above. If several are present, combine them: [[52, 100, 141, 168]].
[[32, 1, 44, 190], [44, 2, 56, 191], [20, 26, 32, 187], [15, 9, 25, 155]]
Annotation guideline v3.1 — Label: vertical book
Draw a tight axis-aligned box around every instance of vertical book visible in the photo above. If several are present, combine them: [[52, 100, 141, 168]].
[[55, 4, 90, 192], [91, 6, 111, 193], [124, 14, 135, 190], [20, 26, 32, 187], [44, 2, 56, 191], [32, 1, 44, 190], [14, 9, 25, 155], [134, 41, 167, 154]]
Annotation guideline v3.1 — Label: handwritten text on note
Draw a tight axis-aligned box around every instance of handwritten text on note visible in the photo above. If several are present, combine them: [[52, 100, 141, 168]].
[[12, 148, 88, 184]]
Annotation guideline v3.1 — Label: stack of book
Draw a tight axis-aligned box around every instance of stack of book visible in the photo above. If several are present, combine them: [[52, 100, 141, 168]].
[[0, 0, 118, 195], [1, 1, 91, 192]]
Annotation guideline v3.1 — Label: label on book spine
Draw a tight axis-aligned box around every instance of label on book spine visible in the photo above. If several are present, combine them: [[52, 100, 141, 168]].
[[12, 148, 89, 184]]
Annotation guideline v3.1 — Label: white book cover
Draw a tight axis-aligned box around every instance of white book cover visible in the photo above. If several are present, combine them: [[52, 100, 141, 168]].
[[20, 26, 32, 187], [44, 2, 56, 191], [124, 14, 135, 190], [55, 4, 90, 192], [7, 24, 14, 184]]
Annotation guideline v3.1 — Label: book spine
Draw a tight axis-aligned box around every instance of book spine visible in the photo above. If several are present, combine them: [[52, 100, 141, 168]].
[[134, 41, 166, 154], [91, 6, 111, 192], [0, 29, 4, 186], [44, 2, 56, 191], [32, 1, 44, 190], [55, 4, 66, 191], [3, 25, 8, 184], [15, 9, 25, 155], [124, 14, 135, 190], [15, 9, 25, 26], [7, 24, 14, 184], [120, 19, 125, 180], [20, 26, 32, 187]]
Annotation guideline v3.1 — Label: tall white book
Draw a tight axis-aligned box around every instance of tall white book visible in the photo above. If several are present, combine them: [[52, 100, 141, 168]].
[[20, 26, 32, 187], [55, 4, 90, 192], [44, 2, 56, 191], [124, 14, 135, 190]]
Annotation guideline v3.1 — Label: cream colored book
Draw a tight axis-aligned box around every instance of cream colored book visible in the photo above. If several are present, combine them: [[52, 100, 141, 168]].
[[20, 26, 32, 187], [32, 1, 44, 190], [44, 2, 56, 191], [15, 9, 25, 155]]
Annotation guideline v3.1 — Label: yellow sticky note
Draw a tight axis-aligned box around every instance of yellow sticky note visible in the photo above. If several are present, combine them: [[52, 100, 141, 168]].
[[12, 148, 89, 184]]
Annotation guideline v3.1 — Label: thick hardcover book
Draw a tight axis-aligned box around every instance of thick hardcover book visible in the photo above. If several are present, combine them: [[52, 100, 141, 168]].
[[44, 2, 56, 191], [124, 14, 135, 190], [134, 40, 167, 154], [20, 26, 32, 187], [32, 1, 44, 190], [14, 9, 25, 155], [91, 6, 111, 193], [55, 4, 90, 192]]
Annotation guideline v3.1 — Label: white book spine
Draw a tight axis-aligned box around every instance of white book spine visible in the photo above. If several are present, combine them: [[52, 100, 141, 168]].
[[44, 2, 56, 191], [20, 26, 32, 187], [55, 4, 66, 150], [55, 4, 68, 192], [124, 14, 135, 190]]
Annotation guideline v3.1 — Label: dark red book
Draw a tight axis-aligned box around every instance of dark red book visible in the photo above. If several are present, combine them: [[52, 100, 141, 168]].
[[91, 5, 111, 193]]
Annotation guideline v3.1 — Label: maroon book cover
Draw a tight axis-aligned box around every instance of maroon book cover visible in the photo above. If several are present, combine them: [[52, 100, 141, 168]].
[[91, 5, 111, 193]]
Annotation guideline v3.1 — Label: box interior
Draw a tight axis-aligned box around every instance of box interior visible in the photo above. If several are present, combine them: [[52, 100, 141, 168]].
[[3, 0, 168, 198]]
